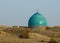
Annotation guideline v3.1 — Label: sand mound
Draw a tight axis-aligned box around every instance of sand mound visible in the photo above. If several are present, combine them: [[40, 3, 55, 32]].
[[0, 30, 22, 43], [29, 33, 50, 41]]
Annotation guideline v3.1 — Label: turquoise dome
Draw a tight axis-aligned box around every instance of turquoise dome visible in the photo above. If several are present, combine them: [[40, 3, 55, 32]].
[[28, 12, 47, 27]]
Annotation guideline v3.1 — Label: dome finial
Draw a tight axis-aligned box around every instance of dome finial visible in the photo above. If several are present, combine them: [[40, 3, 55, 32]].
[[37, 9, 38, 13]]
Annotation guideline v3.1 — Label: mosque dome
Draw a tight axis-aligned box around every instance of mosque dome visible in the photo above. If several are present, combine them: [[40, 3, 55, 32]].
[[28, 12, 47, 28]]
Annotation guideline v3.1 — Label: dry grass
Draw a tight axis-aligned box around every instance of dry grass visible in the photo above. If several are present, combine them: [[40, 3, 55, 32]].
[[0, 30, 22, 43], [0, 26, 60, 43]]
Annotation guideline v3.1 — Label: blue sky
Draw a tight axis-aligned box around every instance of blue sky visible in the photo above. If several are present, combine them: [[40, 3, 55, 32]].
[[0, 0, 60, 26]]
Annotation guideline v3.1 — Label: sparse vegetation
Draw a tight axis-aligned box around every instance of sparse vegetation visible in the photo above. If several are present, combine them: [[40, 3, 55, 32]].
[[0, 26, 60, 43], [19, 29, 30, 38], [48, 40, 58, 43]]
